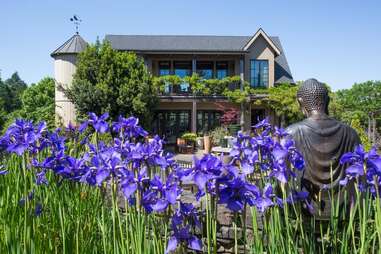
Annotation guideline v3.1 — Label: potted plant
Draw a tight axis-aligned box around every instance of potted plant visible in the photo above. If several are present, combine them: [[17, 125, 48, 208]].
[[181, 132, 197, 153], [210, 126, 230, 148]]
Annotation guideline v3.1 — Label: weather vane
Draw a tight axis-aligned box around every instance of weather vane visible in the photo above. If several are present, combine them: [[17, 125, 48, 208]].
[[70, 15, 82, 34]]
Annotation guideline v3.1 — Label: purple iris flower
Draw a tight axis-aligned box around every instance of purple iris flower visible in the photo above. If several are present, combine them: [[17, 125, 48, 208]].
[[0, 119, 47, 155], [166, 203, 203, 253], [79, 112, 109, 134], [65, 121, 77, 133], [274, 127, 289, 138], [252, 117, 271, 130], [340, 145, 366, 165], [0, 165, 8, 175], [112, 116, 148, 139], [191, 154, 223, 199], [34, 203, 43, 217], [339, 144, 381, 197], [165, 226, 202, 254], [140, 175, 181, 213], [255, 183, 274, 212], [36, 170, 48, 185], [219, 176, 260, 212]]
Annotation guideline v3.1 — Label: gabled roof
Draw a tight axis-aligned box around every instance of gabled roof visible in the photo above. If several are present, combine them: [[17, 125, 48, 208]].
[[243, 28, 281, 56], [106, 34, 249, 52], [51, 33, 88, 57], [271, 37, 294, 84], [105, 32, 294, 84]]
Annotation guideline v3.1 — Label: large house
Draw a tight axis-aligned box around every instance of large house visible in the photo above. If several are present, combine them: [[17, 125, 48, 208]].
[[51, 28, 294, 142]]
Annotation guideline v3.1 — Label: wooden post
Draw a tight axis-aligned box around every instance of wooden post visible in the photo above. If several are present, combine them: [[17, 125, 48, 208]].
[[239, 58, 245, 131], [192, 101, 197, 133], [192, 58, 196, 75]]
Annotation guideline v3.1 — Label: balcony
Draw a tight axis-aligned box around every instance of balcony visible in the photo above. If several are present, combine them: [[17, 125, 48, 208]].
[[154, 74, 242, 97]]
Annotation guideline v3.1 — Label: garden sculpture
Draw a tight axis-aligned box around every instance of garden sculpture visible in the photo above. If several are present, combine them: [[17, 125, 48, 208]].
[[287, 78, 360, 219]]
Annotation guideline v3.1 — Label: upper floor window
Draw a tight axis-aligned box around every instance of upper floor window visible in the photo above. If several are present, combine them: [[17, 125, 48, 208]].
[[174, 61, 192, 93], [196, 61, 213, 79], [250, 60, 269, 88], [216, 61, 228, 79], [158, 61, 170, 76]]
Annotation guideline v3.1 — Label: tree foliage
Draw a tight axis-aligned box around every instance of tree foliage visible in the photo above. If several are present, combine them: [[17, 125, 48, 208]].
[[0, 72, 28, 130], [336, 81, 381, 126], [153, 74, 246, 102], [252, 83, 303, 125], [350, 117, 371, 151], [2, 72, 27, 112], [20, 77, 55, 128], [0, 76, 55, 132], [65, 41, 157, 127]]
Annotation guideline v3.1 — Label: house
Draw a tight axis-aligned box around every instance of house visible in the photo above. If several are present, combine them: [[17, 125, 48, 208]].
[[51, 29, 294, 142]]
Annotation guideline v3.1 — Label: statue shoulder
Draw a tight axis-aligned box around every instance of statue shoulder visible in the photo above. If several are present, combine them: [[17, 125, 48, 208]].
[[340, 121, 361, 144], [286, 121, 307, 137]]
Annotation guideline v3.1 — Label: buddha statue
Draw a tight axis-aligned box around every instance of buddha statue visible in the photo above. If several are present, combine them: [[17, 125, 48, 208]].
[[286, 79, 360, 219]]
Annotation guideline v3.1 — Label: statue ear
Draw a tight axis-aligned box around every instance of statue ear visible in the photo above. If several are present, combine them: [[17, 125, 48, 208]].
[[297, 97, 303, 107], [297, 97, 308, 117]]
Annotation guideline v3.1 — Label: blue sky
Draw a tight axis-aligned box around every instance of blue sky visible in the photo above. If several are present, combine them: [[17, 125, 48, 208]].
[[0, 0, 380, 90]]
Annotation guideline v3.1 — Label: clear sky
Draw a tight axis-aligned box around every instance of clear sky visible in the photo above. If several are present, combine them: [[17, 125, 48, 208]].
[[0, 0, 380, 90]]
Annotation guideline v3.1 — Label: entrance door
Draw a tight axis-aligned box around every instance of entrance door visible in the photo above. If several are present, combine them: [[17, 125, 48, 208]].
[[154, 110, 191, 144]]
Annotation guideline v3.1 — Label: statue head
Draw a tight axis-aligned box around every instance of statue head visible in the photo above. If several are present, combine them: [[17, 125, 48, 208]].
[[297, 78, 330, 117]]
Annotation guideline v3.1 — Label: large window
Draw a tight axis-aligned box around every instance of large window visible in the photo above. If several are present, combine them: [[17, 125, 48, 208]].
[[196, 61, 213, 79], [216, 61, 228, 79], [250, 60, 269, 87], [174, 61, 192, 93], [154, 110, 191, 144], [159, 61, 171, 93], [197, 110, 221, 134], [158, 61, 170, 76]]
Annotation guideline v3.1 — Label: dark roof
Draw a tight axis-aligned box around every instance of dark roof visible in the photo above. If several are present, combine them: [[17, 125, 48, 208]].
[[106, 35, 250, 52], [51, 34, 88, 57], [105, 34, 294, 84], [271, 37, 294, 84]]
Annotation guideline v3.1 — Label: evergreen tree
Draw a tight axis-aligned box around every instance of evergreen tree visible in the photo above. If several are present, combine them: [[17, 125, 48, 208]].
[[65, 41, 157, 127]]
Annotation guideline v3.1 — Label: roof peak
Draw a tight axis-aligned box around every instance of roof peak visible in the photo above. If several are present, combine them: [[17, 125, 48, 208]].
[[107, 34, 263, 38], [51, 33, 88, 57]]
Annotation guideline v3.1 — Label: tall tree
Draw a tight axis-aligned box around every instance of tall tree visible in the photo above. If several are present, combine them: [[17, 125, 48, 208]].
[[3, 72, 27, 112], [20, 77, 55, 128], [0, 72, 27, 130], [336, 81, 381, 128], [65, 41, 157, 127]]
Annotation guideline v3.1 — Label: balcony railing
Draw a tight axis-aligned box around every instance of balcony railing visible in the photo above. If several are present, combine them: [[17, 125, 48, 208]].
[[154, 74, 242, 96]]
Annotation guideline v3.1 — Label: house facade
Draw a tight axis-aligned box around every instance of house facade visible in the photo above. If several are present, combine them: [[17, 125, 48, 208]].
[[51, 29, 294, 142]]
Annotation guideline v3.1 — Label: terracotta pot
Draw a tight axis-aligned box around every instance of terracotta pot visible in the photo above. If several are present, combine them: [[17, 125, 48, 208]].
[[204, 136, 212, 154]]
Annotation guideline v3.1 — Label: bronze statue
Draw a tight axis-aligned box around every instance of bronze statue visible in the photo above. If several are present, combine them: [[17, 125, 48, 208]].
[[286, 79, 360, 220]]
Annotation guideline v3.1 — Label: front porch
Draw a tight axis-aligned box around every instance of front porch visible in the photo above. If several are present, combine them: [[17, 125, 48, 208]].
[[152, 97, 276, 145]]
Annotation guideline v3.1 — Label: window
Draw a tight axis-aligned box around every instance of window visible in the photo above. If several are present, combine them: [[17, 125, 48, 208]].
[[197, 110, 221, 134], [250, 60, 269, 87], [158, 61, 170, 76], [174, 61, 192, 93], [196, 61, 213, 79], [154, 110, 191, 144], [216, 61, 228, 79], [159, 61, 171, 93]]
